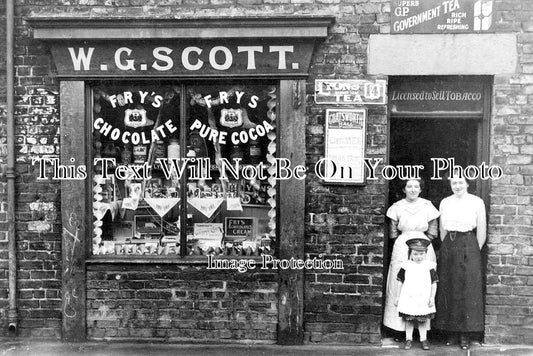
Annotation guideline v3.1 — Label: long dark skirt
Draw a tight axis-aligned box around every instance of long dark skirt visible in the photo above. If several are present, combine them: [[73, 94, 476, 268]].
[[435, 231, 484, 332]]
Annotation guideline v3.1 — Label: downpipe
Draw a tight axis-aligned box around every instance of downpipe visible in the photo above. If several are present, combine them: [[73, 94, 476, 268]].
[[6, 0, 18, 336]]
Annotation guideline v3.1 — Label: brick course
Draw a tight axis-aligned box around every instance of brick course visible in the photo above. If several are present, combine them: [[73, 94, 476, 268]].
[[486, 1, 533, 345], [86, 264, 278, 342]]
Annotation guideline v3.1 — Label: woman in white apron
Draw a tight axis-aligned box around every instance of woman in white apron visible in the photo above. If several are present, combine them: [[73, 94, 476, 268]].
[[383, 179, 439, 333]]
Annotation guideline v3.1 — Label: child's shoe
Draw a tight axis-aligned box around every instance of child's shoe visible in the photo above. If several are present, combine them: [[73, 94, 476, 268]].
[[460, 334, 469, 350], [445, 333, 456, 346], [404, 340, 412, 350], [421, 340, 430, 350]]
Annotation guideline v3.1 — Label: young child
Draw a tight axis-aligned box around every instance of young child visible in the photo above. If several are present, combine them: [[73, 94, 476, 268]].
[[395, 238, 438, 350]]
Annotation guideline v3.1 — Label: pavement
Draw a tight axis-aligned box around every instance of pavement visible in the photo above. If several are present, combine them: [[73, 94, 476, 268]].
[[1, 339, 533, 356]]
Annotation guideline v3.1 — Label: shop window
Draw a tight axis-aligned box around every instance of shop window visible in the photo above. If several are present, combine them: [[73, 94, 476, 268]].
[[91, 81, 277, 258]]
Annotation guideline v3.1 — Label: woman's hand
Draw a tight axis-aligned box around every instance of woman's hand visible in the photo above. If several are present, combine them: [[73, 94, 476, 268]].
[[428, 299, 434, 308], [394, 298, 399, 306]]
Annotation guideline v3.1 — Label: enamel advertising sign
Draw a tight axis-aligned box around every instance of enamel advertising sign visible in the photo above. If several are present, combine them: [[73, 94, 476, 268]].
[[391, 0, 494, 34], [314, 79, 387, 105]]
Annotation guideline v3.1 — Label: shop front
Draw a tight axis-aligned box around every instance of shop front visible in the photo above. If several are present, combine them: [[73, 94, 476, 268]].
[[1, 0, 531, 347], [27, 17, 332, 343]]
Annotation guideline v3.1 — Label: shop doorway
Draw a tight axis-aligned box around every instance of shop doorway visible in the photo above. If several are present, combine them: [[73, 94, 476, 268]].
[[382, 76, 492, 343], [383, 117, 483, 343], [388, 117, 481, 211]]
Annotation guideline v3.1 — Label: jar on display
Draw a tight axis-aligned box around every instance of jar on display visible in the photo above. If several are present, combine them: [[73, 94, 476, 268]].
[[155, 140, 166, 159], [188, 131, 208, 157], [154, 140, 166, 168], [102, 142, 118, 159], [248, 139, 262, 165], [94, 140, 102, 159], [229, 144, 244, 162], [121, 143, 132, 164], [167, 139, 180, 159], [133, 145, 147, 164]]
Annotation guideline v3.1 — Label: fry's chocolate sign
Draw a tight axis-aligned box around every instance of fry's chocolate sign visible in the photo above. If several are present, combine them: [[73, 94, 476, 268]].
[[50, 41, 316, 77]]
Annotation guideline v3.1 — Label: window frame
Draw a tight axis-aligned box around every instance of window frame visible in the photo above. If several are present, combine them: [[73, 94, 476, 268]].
[[87, 79, 283, 260]]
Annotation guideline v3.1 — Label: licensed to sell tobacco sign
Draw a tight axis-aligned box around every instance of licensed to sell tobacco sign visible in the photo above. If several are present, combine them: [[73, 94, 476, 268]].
[[391, 0, 494, 34], [314, 79, 386, 105], [390, 76, 485, 114], [322, 108, 367, 185]]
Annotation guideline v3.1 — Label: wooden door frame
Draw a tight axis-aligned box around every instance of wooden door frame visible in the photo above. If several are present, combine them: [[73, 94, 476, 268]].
[[382, 75, 492, 335]]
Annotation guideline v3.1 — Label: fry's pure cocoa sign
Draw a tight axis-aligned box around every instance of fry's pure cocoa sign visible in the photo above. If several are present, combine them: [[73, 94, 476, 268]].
[[49, 41, 316, 77]]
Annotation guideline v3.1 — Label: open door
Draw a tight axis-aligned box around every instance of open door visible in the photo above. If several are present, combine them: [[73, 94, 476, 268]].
[[383, 76, 492, 342], [389, 117, 481, 211]]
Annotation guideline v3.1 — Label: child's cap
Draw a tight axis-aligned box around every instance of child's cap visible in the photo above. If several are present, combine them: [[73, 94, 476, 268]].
[[406, 238, 430, 252]]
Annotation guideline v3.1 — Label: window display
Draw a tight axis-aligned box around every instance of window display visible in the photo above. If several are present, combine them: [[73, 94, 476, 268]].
[[91, 81, 277, 258]]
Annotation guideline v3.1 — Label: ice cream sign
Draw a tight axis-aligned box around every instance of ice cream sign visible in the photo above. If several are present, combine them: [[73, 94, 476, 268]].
[[49, 41, 316, 77]]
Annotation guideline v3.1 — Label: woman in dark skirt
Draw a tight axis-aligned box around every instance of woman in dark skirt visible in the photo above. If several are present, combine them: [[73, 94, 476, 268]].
[[436, 174, 486, 350]]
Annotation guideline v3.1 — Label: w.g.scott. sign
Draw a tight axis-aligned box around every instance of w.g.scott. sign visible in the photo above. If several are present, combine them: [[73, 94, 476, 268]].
[[49, 41, 315, 77], [391, 0, 494, 34]]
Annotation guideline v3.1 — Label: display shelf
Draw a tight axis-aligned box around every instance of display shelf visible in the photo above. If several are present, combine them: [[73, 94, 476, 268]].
[[242, 203, 270, 208]]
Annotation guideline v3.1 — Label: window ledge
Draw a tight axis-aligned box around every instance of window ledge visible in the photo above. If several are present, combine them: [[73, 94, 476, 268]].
[[87, 255, 266, 265]]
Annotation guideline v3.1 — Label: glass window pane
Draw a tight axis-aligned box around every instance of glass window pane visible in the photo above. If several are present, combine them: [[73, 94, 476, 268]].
[[91, 82, 182, 256], [185, 83, 277, 257]]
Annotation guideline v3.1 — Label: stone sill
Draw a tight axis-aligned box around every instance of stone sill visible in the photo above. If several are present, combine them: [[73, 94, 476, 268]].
[[86, 255, 265, 265]]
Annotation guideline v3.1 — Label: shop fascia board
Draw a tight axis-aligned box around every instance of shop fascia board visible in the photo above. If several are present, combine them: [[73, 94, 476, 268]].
[[26, 17, 334, 40], [367, 33, 518, 75]]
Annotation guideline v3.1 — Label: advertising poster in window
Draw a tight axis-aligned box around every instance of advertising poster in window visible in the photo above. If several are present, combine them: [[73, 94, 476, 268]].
[[323, 108, 367, 185]]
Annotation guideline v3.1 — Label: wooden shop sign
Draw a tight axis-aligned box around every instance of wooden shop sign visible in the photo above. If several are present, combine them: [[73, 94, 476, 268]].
[[390, 77, 484, 114], [49, 41, 315, 78]]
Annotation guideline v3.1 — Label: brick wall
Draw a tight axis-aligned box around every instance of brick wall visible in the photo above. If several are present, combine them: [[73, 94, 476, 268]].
[[86, 264, 278, 342], [304, 105, 387, 344], [0, 0, 62, 337], [7, 0, 390, 343], [303, 4, 388, 344], [0, 0, 8, 337], [12, 86, 61, 338], [0, 104, 7, 335], [485, 0, 533, 345]]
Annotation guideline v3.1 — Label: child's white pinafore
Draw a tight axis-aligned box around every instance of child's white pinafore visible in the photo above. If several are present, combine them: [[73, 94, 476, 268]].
[[397, 260, 437, 319]]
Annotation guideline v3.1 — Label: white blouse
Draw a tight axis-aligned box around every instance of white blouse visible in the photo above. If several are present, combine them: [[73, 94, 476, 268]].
[[439, 193, 485, 232], [386, 198, 440, 233]]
